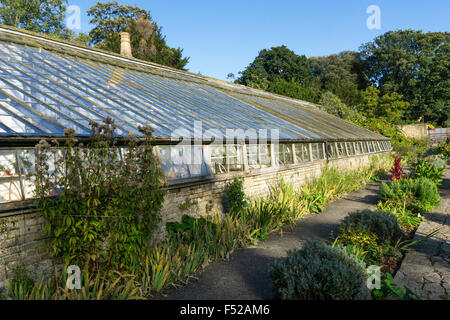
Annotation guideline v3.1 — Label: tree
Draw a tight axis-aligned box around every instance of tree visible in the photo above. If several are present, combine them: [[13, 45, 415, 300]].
[[359, 87, 409, 124], [87, 2, 189, 70], [0, 0, 68, 37], [360, 30, 450, 126], [236, 45, 313, 86], [309, 51, 367, 107], [319, 91, 361, 120], [268, 78, 319, 103]]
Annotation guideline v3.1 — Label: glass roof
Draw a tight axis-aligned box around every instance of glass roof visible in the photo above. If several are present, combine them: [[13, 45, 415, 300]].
[[0, 26, 386, 141]]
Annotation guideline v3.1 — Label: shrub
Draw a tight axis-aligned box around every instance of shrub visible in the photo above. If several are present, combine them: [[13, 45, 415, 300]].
[[379, 177, 441, 214], [411, 158, 445, 185], [225, 177, 248, 214], [3, 266, 140, 300], [435, 138, 450, 160], [425, 155, 447, 170], [269, 240, 370, 300], [377, 201, 423, 231], [339, 210, 402, 245], [391, 156, 404, 180], [333, 228, 382, 264], [34, 119, 167, 271]]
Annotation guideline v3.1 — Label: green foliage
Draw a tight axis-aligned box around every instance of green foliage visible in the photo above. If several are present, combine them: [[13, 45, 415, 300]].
[[236, 45, 313, 88], [87, 1, 189, 69], [0, 0, 69, 38], [425, 155, 447, 170], [338, 210, 402, 245], [177, 198, 198, 211], [351, 117, 427, 163], [269, 240, 370, 300], [237, 199, 283, 241], [372, 273, 420, 300], [34, 119, 167, 272], [435, 138, 450, 160], [319, 91, 362, 120], [377, 201, 423, 231], [225, 177, 248, 214], [358, 87, 409, 124], [333, 228, 382, 265], [379, 177, 441, 214], [268, 78, 319, 103], [309, 51, 368, 104], [360, 30, 450, 126], [166, 214, 216, 239], [7, 266, 35, 295], [411, 159, 445, 185], [3, 266, 141, 300]]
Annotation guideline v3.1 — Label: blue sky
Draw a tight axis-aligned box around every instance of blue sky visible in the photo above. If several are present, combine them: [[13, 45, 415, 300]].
[[69, 0, 450, 80]]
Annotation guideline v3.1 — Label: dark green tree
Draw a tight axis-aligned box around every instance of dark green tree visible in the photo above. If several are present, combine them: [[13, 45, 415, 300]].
[[236, 45, 313, 87], [309, 51, 367, 107], [360, 30, 450, 126], [0, 0, 68, 37], [268, 78, 319, 103], [87, 1, 189, 70]]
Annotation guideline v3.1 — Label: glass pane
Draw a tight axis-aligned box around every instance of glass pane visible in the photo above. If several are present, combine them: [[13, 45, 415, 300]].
[[17, 149, 36, 200], [274, 143, 294, 166], [326, 143, 337, 159], [247, 144, 259, 169], [158, 145, 208, 180], [209, 144, 244, 174], [336, 142, 345, 157], [295, 143, 310, 162], [318, 143, 325, 159], [259, 144, 271, 168], [346, 142, 355, 155], [311, 143, 320, 161], [0, 150, 22, 202]]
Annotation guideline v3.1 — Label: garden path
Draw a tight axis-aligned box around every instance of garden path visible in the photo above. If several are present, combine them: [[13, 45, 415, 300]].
[[394, 166, 450, 300], [158, 177, 387, 300]]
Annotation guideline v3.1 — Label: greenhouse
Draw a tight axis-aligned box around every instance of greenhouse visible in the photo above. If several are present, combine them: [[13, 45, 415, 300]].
[[0, 25, 391, 205]]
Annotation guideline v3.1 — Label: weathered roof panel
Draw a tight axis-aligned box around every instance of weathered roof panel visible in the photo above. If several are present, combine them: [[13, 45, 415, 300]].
[[0, 25, 387, 142]]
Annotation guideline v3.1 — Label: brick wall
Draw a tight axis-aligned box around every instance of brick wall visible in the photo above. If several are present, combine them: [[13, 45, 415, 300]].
[[0, 152, 385, 289]]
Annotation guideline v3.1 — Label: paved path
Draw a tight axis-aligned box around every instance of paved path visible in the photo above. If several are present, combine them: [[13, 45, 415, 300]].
[[159, 179, 385, 300], [394, 166, 450, 300]]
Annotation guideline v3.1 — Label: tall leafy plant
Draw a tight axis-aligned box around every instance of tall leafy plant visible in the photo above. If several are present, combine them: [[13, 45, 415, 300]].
[[34, 118, 167, 271]]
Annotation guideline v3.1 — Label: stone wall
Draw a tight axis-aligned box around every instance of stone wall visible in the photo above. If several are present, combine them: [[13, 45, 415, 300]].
[[0, 152, 386, 289], [0, 210, 62, 290], [398, 124, 429, 140]]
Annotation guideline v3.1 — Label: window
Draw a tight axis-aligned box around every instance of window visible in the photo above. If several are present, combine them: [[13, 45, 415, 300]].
[[375, 141, 381, 152], [295, 143, 310, 162], [158, 145, 209, 181], [368, 141, 375, 153], [209, 144, 244, 174], [336, 142, 347, 157], [0, 149, 22, 202], [310, 143, 324, 161], [346, 142, 355, 156], [362, 141, 369, 153], [326, 143, 337, 159], [274, 143, 294, 166], [247, 143, 271, 169], [355, 142, 362, 155]]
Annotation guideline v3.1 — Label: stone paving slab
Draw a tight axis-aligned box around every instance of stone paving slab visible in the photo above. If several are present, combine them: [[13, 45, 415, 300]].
[[394, 166, 450, 300]]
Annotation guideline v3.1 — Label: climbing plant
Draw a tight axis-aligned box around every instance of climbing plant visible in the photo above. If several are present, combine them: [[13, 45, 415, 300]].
[[34, 118, 167, 272]]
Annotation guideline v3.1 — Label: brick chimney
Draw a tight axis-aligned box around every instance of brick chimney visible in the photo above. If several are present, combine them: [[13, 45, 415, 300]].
[[120, 32, 132, 58]]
